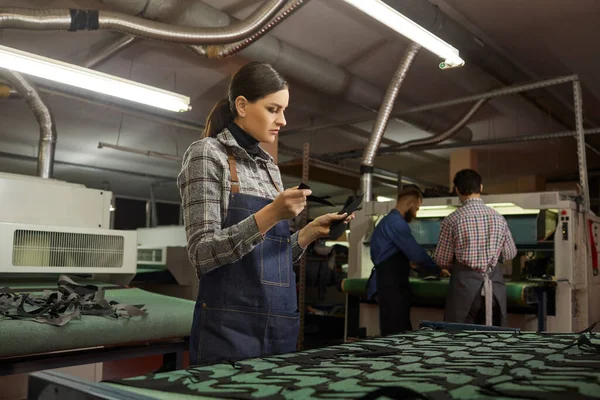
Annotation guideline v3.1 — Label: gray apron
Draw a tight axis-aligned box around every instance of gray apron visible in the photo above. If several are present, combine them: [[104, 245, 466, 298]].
[[444, 262, 507, 326]]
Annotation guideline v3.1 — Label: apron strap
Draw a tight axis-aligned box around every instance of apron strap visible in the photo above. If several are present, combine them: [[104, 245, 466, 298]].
[[482, 266, 493, 326], [225, 147, 240, 194]]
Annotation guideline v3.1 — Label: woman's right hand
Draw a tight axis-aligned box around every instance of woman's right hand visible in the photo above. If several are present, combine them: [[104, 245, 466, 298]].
[[271, 187, 311, 220]]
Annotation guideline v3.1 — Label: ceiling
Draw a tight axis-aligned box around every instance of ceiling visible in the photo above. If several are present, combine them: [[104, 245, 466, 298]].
[[0, 0, 598, 211]]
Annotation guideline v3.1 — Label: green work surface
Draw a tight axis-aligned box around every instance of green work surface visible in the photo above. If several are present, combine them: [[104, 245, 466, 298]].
[[342, 278, 540, 310], [104, 330, 600, 399], [0, 287, 194, 358]]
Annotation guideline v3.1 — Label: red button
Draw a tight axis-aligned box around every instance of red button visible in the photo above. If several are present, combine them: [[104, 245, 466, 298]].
[[561, 210, 567, 215]]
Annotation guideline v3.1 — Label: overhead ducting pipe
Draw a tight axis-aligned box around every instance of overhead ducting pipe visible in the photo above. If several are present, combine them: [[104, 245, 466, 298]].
[[375, 99, 487, 155], [189, 0, 308, 59], [83, 0, 473, 142], [0, 0, 286, 44], [0, 70, 57, 179], [361, 42, 421, 201], [86, 0, 308, 68]]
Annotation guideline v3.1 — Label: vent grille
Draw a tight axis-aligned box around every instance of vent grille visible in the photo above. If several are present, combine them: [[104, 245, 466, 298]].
[[12, 230, 124, 268], [137, 248, 164, 263]]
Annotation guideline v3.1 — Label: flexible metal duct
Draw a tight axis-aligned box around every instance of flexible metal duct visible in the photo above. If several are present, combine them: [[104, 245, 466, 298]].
[[0, 0, 286, 44], [86, 0, 308, 67], [361, 43, 421, 201], [0, 70, 57, 179], [328, 99, 487, 162], [189, 0, 308, 59], [376, 98, 487, 153], [85, 0, 473, 141]]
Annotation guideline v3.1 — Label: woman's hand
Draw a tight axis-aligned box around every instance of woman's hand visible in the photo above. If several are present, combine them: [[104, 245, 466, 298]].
[[298, 212, 355, 248], [272, 187, 311, 220], [255, 187, 311, 234]]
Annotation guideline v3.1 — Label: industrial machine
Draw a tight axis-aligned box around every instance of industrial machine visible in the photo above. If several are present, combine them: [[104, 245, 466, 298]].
[[133, 225, 198, 300], [344, 191, 600, 337], [0, 172, 194, 396]]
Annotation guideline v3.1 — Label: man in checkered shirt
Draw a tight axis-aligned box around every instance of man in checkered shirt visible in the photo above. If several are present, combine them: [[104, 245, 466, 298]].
[[435, 169, 517, 326]]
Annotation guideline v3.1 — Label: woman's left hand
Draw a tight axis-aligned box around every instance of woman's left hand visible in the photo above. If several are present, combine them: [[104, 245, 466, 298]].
[[308, 212, 355, 240]]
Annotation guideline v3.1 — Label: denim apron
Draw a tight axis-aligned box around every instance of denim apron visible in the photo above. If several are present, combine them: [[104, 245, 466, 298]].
[[189, 147, 299, 366]]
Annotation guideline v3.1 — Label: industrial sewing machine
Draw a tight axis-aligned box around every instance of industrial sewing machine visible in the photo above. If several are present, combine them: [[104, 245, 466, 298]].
[[343, 191, 600, 337], [0, 172, 194, 397]]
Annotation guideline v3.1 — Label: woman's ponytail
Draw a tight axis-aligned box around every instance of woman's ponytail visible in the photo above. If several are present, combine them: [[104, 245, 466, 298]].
[[202, 98, 232, 138]]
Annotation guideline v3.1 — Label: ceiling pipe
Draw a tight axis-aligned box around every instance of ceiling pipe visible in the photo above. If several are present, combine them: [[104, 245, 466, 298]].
[[0, 70, 57, 179], [83, 1, 308, 69], [85, 0, 473, 142], [98, 141, 182, 162], [0, 150, 176, 182], [383, 0, 592, 132], [189, 0, 309, 59], [0, 0, 287, 44], [390, 98, 487, 150], [379, 128, 600, 154], [331, 98, 488, 161], [361, 42, 421, 201]]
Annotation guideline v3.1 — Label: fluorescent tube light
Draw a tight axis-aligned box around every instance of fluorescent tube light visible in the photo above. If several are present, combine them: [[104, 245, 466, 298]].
[[0, 44, 191, 113], [341, 0, 465, 68], [419, 205, 454, 210]]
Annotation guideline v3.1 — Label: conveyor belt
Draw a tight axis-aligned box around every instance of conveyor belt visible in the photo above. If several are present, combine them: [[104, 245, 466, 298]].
[[341, 277, 548, 310], [87, 329, 600, 399], [0, 285, 194, 358]]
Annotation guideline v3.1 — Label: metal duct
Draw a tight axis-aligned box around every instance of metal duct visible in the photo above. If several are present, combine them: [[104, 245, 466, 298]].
[[361, 43, 421, 201], [190, 0, 308, 59], [378, 127, 600, 153], [0, 70, 57, 179], [378, 99, 487, 152], [0, 0, 286, 44], [87, 0, 473, 141]]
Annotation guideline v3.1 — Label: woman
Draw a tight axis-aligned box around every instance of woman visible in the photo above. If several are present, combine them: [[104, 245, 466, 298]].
[[178, 62, 353, 366]]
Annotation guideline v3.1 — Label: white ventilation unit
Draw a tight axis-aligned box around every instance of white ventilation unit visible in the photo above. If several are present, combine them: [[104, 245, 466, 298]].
[[137, 246, 167, 266], [0, 222, 136, 274]]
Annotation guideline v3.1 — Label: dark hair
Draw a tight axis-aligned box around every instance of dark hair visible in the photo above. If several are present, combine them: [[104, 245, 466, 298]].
[[397, 186, 423, 202], [453, 169, 482, 195], [202, 62, 288, 138]]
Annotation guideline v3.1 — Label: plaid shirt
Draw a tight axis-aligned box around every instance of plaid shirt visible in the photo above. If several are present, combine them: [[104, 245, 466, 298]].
[[434, 198, 517, 272], [177, 129, 304, 277]]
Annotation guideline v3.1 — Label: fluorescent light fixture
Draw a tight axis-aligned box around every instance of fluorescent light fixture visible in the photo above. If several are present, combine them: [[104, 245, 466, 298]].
[[420, 205, 453, 210], [487, 202, 540, 215], [0, 44, 191, 112], [341, 0, 465, 68], [377, 196, 395, 202]]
